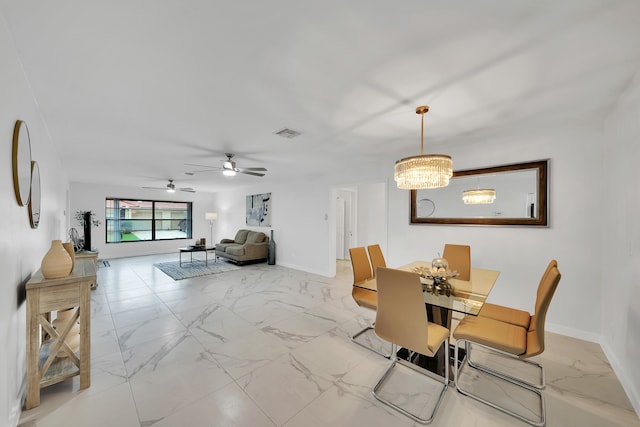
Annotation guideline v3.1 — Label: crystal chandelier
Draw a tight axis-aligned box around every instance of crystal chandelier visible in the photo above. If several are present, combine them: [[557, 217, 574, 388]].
[[394, 106, 452, 189], [462, 189, 496, 204]]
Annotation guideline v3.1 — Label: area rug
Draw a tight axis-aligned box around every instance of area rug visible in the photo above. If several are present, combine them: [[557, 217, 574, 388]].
[[153, 260, 240, 280]]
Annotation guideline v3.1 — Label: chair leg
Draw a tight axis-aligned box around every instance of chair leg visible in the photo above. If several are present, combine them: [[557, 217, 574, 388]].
[[466, 341, 545, 389], [352, 323, 392, 358], [454, 339, 545, 427], [372, 344, 449, 424]]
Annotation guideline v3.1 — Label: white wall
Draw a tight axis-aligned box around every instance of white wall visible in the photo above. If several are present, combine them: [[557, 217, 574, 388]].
[[0, 15, 69, 426], [388, 122, 604, 341], [601, 68, 640, 414], [356, 181, 388, 253], [69, 182, 215, 259]]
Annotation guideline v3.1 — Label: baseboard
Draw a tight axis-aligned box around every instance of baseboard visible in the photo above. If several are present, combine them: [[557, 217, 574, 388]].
[[601, 341, 640, 417], [9, 374, 26, 427], [546, 321, 601, 344], [275, 261, 332, 278]]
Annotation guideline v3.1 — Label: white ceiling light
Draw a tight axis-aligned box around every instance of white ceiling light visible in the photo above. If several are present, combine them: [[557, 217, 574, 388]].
[[394, 106, 453, 189], [222, 169, 237, 176]]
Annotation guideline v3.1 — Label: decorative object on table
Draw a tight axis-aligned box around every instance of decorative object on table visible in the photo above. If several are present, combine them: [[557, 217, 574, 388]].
[[69, 228, 81, 251], [62, 242, 75, 272], [246, 192, 271, 226], [195, 237, 206, 247], [52, 308, 80, 358], [41, 240, 73, 279], [205, 212, 217, 245], [268, 229, 276, 265], [394, 106, 453, 190], [413, 264, 459, 297], [12, 119, 32, 207], [27, 161, 41, 229], [431, 255, 449, 272], [75, 211, 101, 251], [153, 260, 240, 280]]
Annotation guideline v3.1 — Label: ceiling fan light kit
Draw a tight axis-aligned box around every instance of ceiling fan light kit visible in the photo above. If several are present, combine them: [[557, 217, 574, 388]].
[[184, 153, 268, 178], [142, 179, 195, 193], [394, 106, 453, 190]]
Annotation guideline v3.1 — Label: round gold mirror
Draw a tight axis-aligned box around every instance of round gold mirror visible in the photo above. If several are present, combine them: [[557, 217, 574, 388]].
[[12, 120, 33, 206], [28, 161, 41, 229]]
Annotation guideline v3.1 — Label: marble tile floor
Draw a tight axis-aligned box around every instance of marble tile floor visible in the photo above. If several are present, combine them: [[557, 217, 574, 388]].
[[18, 255, 639, 427]]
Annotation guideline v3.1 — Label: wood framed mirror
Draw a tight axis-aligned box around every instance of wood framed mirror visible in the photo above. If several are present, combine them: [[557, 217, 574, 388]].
[[12, 120, 32, 206], [410, 159, 548, 226], [28, 161, 41, 229]]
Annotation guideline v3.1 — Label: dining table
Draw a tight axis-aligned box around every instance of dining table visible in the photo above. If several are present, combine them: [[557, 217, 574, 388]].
[[357, 261, 500, 377]]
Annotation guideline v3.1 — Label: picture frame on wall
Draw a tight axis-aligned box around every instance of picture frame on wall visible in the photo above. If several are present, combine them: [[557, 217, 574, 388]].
[[246, 193, 271, 227]]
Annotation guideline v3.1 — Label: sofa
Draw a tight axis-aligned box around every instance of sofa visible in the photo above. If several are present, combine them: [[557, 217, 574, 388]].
[[215, 229, 269, 265]]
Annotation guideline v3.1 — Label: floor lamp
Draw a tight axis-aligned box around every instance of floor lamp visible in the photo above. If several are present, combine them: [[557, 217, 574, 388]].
[[205, 212, 217, 247]]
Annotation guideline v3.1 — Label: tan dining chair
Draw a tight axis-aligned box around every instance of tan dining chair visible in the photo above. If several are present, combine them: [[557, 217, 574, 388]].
[[372, 267, 450, 424], [367, 244, 386, 276], [478, 260, 558, 330], [443, 244, 470, 281], [452, 264, 561, 427], [349, 247, 391, 358]]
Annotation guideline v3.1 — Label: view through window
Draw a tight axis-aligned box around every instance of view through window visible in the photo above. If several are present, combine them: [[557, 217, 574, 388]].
[[105, 198, 192, 243]]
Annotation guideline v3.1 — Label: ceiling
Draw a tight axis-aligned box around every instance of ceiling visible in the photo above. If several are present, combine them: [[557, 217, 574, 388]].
[[2, 1, 640, 192]]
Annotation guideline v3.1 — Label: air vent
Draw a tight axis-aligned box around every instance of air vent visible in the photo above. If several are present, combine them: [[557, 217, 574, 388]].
[[274, 127, 302, 139]]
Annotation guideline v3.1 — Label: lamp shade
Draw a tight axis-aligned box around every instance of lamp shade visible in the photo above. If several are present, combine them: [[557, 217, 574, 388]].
[[205, 212, 218, 221], [394, 106, 453, 190]]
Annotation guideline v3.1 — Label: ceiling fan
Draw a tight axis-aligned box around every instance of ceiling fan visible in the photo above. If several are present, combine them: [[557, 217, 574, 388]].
[[142, 179, 195, 193], [185, 153, 267, 177]]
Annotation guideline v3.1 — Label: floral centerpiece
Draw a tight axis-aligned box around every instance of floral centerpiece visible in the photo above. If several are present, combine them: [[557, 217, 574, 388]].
[[414, 260, 459, 296]]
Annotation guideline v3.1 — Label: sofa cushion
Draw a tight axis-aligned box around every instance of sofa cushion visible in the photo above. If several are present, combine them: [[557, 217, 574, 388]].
[[246, 231, 266, 244], [234, 229, 250, 244], [226, 246, 245, 256], [215, 242, 236, 252]]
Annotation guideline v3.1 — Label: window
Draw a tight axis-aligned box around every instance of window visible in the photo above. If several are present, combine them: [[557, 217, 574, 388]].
[[106, 198, 192, 243]]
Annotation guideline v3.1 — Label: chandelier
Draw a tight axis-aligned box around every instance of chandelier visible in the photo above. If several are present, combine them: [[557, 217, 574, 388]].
[[394, 106, 452, 189], [462, 189, 496, 204]]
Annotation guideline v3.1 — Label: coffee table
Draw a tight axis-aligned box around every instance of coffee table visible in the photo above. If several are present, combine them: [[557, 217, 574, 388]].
[[178, 246, 215, 267]]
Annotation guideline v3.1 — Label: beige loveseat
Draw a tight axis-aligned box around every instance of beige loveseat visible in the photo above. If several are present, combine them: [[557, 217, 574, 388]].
[[215, 229, 269, 265]]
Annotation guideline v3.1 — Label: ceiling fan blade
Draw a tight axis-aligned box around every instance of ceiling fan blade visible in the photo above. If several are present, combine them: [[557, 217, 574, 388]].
[[239, 170, 265, 177], [241, 167, 268, 171], [184, 163, 220, 169], [178, 188, 196, 193], [188, 168, 222, 173], [142, 186, 166, 190]]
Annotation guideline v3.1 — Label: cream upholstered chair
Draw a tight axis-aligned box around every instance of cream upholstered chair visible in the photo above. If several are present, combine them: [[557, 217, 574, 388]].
[[372, 267, 450, 424], [442, 244, 470, 281], [452, 264, 561, 427], [367, 244, 386, 276], [349, 247, 391, 358]]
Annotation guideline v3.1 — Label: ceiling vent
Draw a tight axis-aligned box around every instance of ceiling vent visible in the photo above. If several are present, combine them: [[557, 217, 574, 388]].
[[274, 127, 302, 139]]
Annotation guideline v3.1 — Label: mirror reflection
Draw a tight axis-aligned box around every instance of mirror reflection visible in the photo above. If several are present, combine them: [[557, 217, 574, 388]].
[[411, 160, 548, 226]]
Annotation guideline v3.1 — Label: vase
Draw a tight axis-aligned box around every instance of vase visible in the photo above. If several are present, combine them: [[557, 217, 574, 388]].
[[83, 211, 92, 251], [62, 242, 75, 272], [41, 240, 73, 279], [268, 230, 276, 265]]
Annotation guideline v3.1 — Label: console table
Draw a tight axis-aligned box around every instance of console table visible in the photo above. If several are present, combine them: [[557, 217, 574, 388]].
[[25, 258, 95, 409], [75, 249, 99, 290]]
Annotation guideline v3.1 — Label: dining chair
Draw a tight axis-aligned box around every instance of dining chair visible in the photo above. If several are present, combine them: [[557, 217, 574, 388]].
[[349, 247, 391, 358], [367, 244, 386, 276], [372, 267, 450, 424], [442, 244, 470, 281], [452, 264, 561, 427], [478, 260, 558, 330]]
